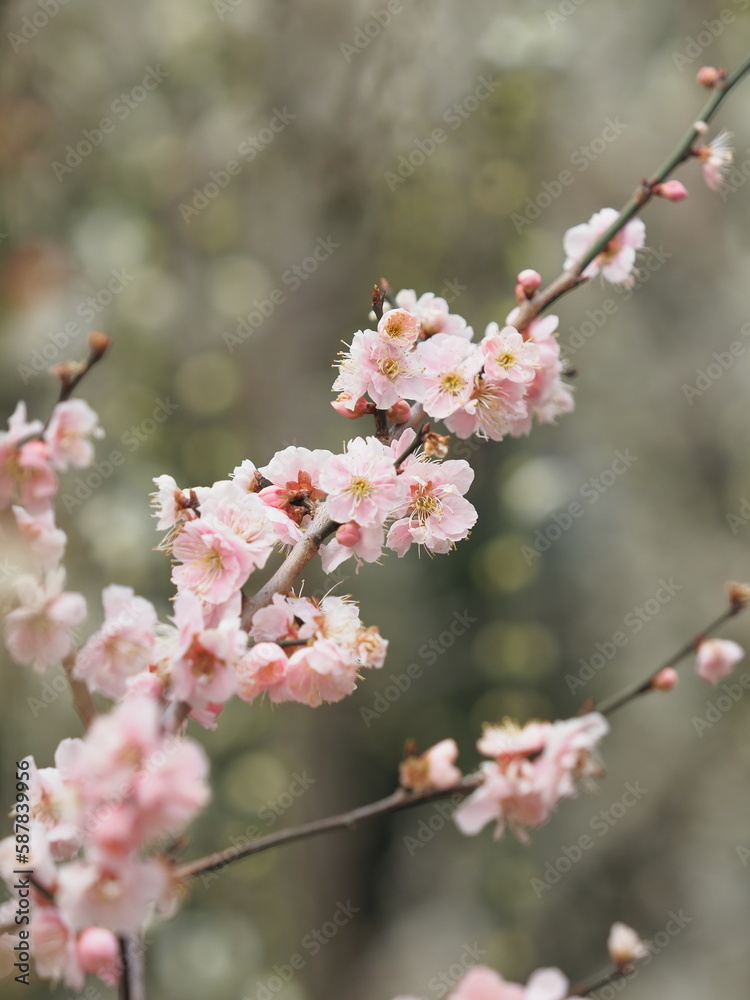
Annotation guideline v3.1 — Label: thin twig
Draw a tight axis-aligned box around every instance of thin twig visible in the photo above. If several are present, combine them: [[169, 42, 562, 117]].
[[511, 53, 750, 331]]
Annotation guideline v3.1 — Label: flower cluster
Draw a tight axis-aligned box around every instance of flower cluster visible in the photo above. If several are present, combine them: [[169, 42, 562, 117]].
[[454, 714, 609, 842], [332, 290, 574, 442], [237, 593, 388, 707], [0, 696, 209, 990]]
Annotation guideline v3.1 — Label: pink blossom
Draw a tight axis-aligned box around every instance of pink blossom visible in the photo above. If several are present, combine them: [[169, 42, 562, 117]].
[[516, 269, 542, 295], [28, 756, 82, 859], [444, 377, 528, 441], [394, 289, 473, 339], [697, 129, 733, 190], [4, 569, 86, 671], [150, 474, 197, 531], [258, 446, 331, 541], [235, 642, 290, 702], [320, 436, 405, 527], [417, 335, 484, 419], [563, 208, 645, 286], [198, 482, 279, 566], [447, 965, 582, 1000], [167, 589, 245, 710], [75, 926, 121, 985], [377, 307, 421, 346], [333, 329, 424, 410], [387, 456, 477, 555], [481, 325, 540, 383], [56, 857, 169, 934], [454, 714, 608, 841], [283, 639, 360, 706], [44, 399, 103, 471], [12, 505, 66, 569], [400, 739, 462, 793], [320, 522, 384, 573], [171, 513, 258, 604], [28, 908, 84, 990], [0, 402, 45, 509], [13, 439, 59, 513], [230, 458, 262, 493], [607, 922, 648, 967], [695, 637, 744, 684], [74, 585, 158, 698]]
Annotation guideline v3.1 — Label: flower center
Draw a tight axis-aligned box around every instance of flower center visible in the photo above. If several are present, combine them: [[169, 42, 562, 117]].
[[378, 357, 402, 379], [495, 351, 516, 369], [347, 476, 372, 501], [440, 372, 464, 395]]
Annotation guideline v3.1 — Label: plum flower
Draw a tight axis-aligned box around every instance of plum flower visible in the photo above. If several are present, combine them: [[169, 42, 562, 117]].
[[258, 445, 331, 542], [563, 208, 645, 286], [454, 713, 608, 842], [696, 129, 733, 191], [171, 513, 260, 604], [399, 739, 462, 793], [387, 456, 477, 555], [44, 399, 103, 471], [416, 335, 484, 419], [12, 505, 67, 570], [394, 289, 473, 339], [0, 401, 46, 509], [607, 922, 649, 968], [393, 965, 584, 1000], [481, 324, 540, 383], [320, 436, 405, 527], [377, 307, 421, 346], [56, 858, 170, 934], [4, 569, 87, 671], [74, 585, 158, 698], [444, 376, 528, 441], [695, 637, 744, 684], [319, 522, 385, 573], [150, 474, 197, 531], [333, 329, 424, 410]]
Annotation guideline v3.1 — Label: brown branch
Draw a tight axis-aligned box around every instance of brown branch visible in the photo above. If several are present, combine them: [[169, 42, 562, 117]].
[[240, 504, 338, 629], [594, 600, 744, 717], [511, 53, 750, 332], [571, 964, 632, 996], [176, 775, 483, 881], [62, 654, 98, 728]]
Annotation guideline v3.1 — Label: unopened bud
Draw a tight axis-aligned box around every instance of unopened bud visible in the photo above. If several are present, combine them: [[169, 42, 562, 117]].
[[653, 180, 688, 202], [607, 922, 648, 968], [727, 580, 750, 611], [516, 269, 542, 295], [88, 330, 112, 358], [336, 521, 361, 547], [696, 66, 722, 88], [650, 667, 679, 692], [386, 399, 412, 424], [331, 394, 376, 419]]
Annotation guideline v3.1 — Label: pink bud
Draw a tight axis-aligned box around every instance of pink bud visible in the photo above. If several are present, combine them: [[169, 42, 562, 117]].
[[697, 66, 722, 88], [76, 927, 121, 983], [651, 667, 679, 692], [336, 521, 361, 547], [516, 269, 542, 294], [386, 398, 411, 424], [654, 180, 688, 202], [695, 638, 744, 684], [330, 395, 376, 419]]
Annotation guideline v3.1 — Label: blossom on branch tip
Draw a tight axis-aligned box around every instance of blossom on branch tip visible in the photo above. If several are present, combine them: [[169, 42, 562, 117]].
[[695, 637, 744, 684], [563, 208, 645, 286], [333, 329, 424, 410], [399, 739, 461, 792], [386, 455, 477, 555], [607, 922, 648, 968], [394, 964, 584, 1000], [481, 324, 541, 383], [44, 399, 104, 471], [695, 129, 733, 191]]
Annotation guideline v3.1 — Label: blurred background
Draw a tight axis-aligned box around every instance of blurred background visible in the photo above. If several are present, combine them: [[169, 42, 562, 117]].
[[1, 1, 750, 998]]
